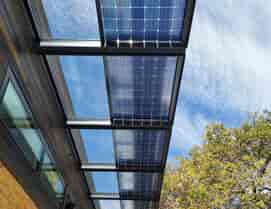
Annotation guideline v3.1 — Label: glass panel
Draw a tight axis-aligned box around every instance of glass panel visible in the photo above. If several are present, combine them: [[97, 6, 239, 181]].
[[90, 172, 119, 193], [106, 56, 177, 122], [0, 79, 65, 198], [42, 170, 64, 194], [0, 81, 43, 164], [43, 151, 53, 165], [118, 172, 161, 195], [113, 130, 166, 168], [41, 0, 100, 40], [0, 81, 29, 120], [53, 56, 109, 119], [16, 128, 43, 161], [100, 0, 186, 44], [81, 130, 115, 163], [95, 200, 121, 209]]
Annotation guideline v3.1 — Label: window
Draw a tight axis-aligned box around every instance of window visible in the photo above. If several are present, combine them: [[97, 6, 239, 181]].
[[0, 71, 64, 196]]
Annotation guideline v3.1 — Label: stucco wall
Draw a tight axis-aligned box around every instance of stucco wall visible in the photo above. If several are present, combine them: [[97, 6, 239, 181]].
[[0, 161, 38, 209]]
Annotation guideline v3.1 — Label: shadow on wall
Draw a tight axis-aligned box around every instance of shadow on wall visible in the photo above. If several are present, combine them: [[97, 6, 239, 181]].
[[0, 161, 38, 209]]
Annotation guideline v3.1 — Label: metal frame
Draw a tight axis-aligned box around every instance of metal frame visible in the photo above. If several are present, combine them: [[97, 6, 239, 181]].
[[67, 119, 170, 130], [22, 0, 196, 207], [81, 163, 163, 173], [168, 56, 186, 124], [37, 40, 185, 56], [182, 0, 197, 47], [21, 2, 98, 209]]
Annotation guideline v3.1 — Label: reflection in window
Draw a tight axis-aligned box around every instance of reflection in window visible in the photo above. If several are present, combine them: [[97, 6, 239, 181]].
[[0, 78, 64, 196], [42, 170, 64, 194], [0, 81, 42, 165]]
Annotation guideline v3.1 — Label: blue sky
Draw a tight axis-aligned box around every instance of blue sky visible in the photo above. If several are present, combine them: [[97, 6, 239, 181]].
[[42, 0, 271, 205], [169, 0, 271, 164]]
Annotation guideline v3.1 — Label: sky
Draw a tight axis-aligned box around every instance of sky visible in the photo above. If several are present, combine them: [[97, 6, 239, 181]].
[[169, 0, 271, 164], [41, 0, 271, 207]]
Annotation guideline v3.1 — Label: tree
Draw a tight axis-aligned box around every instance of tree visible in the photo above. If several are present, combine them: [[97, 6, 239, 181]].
[[160, 112, 271, 209]]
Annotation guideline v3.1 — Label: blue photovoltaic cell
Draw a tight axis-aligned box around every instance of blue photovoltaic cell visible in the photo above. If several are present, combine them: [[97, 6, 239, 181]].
[[121, 201, 158, 209], [106, 56, 177, 122], [118, 172, 161, 197], [113, 130, 166, 167], [100, 0, 186, 44]]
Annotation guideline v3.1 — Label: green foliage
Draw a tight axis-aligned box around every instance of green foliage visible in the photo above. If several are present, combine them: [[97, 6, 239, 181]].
[[160, 112, 271, 209]]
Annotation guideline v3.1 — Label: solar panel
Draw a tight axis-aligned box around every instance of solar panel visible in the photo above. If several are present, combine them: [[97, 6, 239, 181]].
[[100, 0, 186, 46], [106, 56, 177, 123], [113, 130, 166, 168], [95, 200, 121, 209], [121, 201, 158, 209], [118, 172, 161, 198]]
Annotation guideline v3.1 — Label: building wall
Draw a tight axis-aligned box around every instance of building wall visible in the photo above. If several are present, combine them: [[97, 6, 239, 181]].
[[0, 161, 38, 209]]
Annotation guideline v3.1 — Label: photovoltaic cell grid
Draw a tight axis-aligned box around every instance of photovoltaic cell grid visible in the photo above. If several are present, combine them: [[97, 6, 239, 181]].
[[100, 0, 186, 46], [118, 172, 161, 198], [106, 56, 177, 124], [113, 130, 166, 168], [121, 201, 158, 209]]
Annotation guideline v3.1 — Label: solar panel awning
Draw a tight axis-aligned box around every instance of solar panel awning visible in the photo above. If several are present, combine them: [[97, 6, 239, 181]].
[[99, 0, 186, 46], [24, 0, 195, 208], [106, 56, 177, 123]]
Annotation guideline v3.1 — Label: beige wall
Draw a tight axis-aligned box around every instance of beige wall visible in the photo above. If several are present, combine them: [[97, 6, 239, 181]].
[[0, 161, 38, 209]]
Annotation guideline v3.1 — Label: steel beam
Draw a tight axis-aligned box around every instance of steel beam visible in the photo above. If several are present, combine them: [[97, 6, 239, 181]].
[[182, 0, 197, 47], [81, 163, 163, 173], [90, 193, 120, 200], [66, 119, 170, 130], [37, 40, 185, 56], [168, 56, 186, 124]]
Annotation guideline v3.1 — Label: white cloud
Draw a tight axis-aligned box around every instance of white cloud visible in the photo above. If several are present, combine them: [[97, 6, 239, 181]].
[[169, 0, 271, 161], [183, 0, 271, 113], [170, 107, 209, 152]]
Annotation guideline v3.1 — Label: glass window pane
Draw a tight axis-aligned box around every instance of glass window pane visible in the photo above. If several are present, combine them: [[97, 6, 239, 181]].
[[0, 81, 44, 164], [43, 171, 64, 194], [43, 151, 53, 165], [90, 172, 119, 193], [106, 56, 177, 122], [0, 81, 29, 119], [41, 0, 100, 40], [50, 56, 109, 119], [0, 79, 65, 197], [81, 130, 115, 163], [18, 128, 43, 161]]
